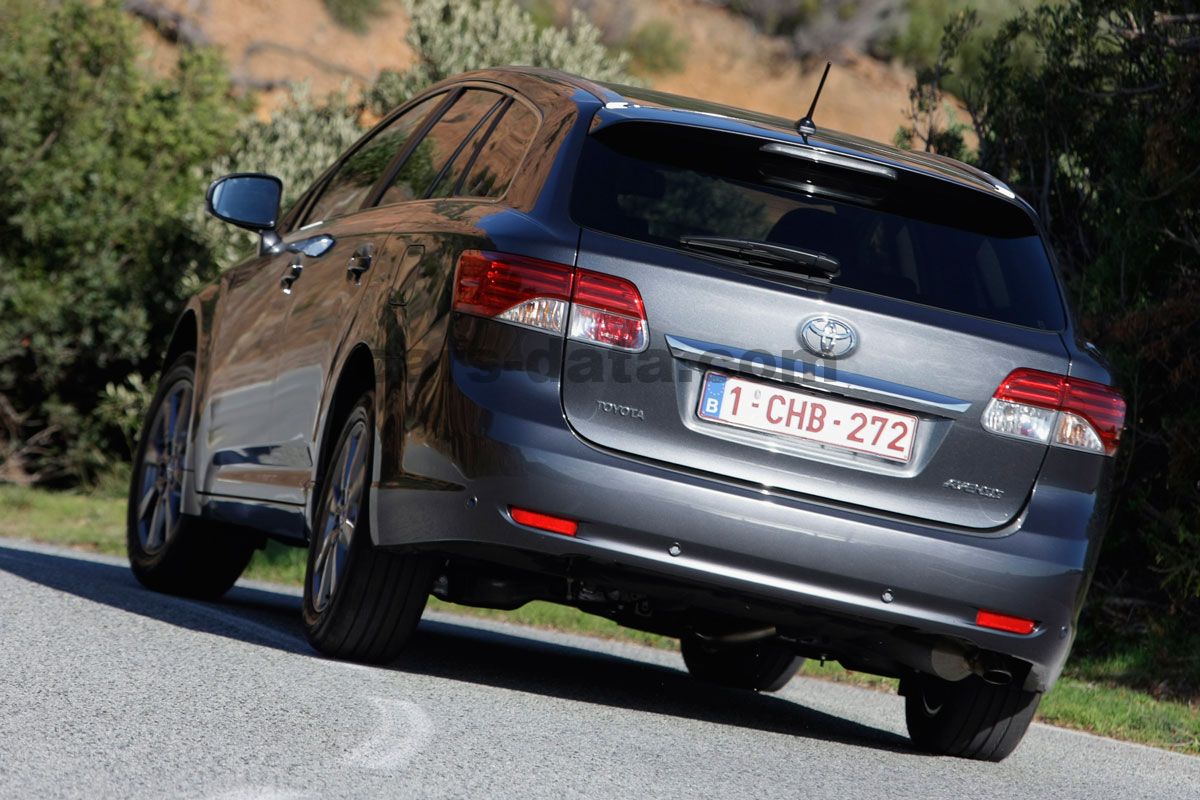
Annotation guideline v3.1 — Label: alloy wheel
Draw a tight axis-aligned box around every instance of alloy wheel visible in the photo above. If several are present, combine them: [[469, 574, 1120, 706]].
[[311, 418, 368, 612], [135, 379, 192, 554]]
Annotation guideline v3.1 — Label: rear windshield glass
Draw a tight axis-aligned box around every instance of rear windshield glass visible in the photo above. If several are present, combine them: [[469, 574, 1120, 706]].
[[570, 123, 1065, 330]]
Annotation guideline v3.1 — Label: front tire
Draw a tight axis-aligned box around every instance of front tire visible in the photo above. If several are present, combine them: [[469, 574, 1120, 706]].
[[127, 354, 256, 598], [680, 636, 803, 692], [301, 391, 435, 663], [901, 672, 1041, 761]]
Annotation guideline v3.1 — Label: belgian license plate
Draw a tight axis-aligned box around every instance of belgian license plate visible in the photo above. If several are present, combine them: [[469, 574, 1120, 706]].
[[697, 372, 918, 462]]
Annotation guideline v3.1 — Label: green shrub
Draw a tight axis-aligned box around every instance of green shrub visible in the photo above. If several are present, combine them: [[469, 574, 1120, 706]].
[[626, 20, 689, 76], [324, 0, 387, 32], [0, 0, 239, 482], [367, 0, 634, 114], [893, 10, 976, 161], [887, 0, 1045, 94], [722, 0, 821, 36]]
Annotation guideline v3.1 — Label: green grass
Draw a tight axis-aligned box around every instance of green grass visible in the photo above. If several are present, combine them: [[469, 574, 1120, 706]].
[[0, 483, 127, 555], [2, 483, 1197, 754], [1039, 678, 1200, 752], [0, 485, 313, 585]]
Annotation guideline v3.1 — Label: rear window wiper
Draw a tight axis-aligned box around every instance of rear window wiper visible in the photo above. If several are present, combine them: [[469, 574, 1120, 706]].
[[678, 236, 841, 280]]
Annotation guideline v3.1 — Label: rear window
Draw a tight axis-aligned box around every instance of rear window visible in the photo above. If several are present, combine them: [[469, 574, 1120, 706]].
[[570, 123, 1065, 330]]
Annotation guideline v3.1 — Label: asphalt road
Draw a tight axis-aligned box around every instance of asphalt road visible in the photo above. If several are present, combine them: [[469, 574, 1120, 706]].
[[1, 539, 1196, 799]]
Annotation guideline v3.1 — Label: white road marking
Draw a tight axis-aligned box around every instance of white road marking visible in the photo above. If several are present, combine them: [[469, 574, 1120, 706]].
[[343, 697, 434, 771]]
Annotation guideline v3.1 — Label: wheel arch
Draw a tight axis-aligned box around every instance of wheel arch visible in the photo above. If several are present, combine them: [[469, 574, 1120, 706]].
[[310, 343, 380, 533], [162, 307, 205, 517], [163, 310, 198, 371]]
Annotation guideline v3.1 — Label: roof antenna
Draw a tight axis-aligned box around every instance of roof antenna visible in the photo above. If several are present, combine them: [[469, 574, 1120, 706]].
[[795, 61, 832, 142]]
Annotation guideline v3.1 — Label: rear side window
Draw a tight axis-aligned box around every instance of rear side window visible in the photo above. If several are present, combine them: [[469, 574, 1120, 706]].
[[379, 89, 504, 206], [571, 123, 1065, 330], [427, 101, 504, 199], [460, 102, 538, 198], [304, 94, 443, 225]]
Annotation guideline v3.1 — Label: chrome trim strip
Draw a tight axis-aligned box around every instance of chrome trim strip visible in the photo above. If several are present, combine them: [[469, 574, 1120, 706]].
[[665, 334, 973, 415], [760, 142, 899, 181]]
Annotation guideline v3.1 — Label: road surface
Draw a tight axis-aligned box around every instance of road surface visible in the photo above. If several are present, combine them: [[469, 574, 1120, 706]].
[[1, 539, 1195, 799]]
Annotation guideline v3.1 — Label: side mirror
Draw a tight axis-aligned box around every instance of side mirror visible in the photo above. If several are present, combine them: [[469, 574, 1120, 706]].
[[205, 173, 283, 232]]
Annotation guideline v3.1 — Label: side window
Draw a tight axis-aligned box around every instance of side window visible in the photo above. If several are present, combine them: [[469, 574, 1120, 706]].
[[460, 102, 538, 198], [378, 89, 503, 207], [303, 94, 443, 225], [427, 102, 505, 199]]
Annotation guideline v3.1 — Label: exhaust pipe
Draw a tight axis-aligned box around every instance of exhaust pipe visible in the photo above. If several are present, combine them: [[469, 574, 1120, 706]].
[[929, 641, 975, 682], [977, 657, 1014, 686], [890, 639, 1017, 685], [886, 638, 974, 682]]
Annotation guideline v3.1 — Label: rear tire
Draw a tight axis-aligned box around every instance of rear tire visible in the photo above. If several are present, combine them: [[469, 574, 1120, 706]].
[[901, 672, 1041, 761], [301, 391, 435, 663], [680, 636, 803, 692], [127, 354, 257, 599]]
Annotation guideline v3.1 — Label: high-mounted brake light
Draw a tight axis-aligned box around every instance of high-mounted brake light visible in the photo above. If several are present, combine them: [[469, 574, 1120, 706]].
[[509, 506, 578, 536], [975, 609, 1037, 635], [453, 251, 574, 333], [981, 368, 1125, 456], [453, 251, 649, 352]]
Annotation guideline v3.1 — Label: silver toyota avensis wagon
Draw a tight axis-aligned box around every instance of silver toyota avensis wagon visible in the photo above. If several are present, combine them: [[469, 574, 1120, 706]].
[[127, 68, 1125, 761]]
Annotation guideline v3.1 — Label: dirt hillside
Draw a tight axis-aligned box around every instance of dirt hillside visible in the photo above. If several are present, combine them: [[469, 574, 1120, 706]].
[[612, 0, 915, 143], [134, 0, 914, 143]]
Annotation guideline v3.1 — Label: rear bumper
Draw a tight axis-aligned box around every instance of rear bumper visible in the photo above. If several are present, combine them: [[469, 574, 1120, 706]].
[[372, 342, 1110, 693]]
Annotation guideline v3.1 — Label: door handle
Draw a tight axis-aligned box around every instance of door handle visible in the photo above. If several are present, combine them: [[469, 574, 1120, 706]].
[[280, 259, 303, 294], [285, 234, 335, 258], [347, 243, 374, 283], [279, 234, 333, 294]]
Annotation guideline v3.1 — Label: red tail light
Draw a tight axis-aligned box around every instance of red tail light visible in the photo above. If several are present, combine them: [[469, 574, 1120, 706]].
[[453, 251, 648, 352], [568, 269, 648, 352], [984, 368, 1125, 456], [975, 609, 1037, 635], [994, 368, 1066, 407], [1062, 380, 1126, 455], [509, 506, 578, 536], [453, 251, 574, 333]]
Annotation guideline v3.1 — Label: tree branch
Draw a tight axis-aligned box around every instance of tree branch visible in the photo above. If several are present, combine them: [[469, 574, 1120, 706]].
[[123, 0, 210, 47]]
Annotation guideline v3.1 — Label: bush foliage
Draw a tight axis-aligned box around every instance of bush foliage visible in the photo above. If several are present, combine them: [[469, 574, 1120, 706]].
[[324, 0, 387, 33], [899, 1, 1200, 606], [0, 0, 239, 482], [626, 20, 690, 76], [889, 0, 1044, 93], [367, 0, 633, 114]]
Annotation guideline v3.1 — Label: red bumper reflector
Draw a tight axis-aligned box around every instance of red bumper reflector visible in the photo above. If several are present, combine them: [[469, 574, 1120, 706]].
[[975, 609, 1036, 635], [509, 506, 578, 536]]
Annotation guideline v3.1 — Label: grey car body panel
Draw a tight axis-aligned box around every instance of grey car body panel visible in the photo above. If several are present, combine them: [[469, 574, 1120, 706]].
[[368, 319, 1110, 694], [178, 68, 1116, 694], [561, 229, 1069, 530]]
